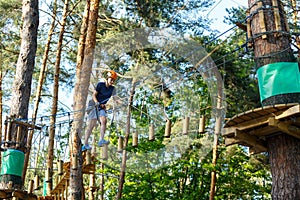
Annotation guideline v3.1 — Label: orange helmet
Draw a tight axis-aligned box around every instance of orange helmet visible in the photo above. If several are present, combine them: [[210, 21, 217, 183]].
[[107, 70, 117, 80]]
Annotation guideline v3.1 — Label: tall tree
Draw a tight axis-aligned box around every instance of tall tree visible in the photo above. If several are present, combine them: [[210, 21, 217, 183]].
[[22, 0, 58, 182], [248, 0, 300, 199], [46, 0, 69, 195], [6, 0, 38, 187], [70, 0, 99, 199], [116, 79, 136, 199]]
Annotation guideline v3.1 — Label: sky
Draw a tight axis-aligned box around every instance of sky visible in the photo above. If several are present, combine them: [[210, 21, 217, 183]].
[[207, 0, 248, 35]]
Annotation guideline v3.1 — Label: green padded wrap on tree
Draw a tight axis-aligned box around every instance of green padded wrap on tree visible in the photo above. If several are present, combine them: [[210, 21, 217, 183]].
[[257, 62, 300, 102], [0, 149, 25, 177]]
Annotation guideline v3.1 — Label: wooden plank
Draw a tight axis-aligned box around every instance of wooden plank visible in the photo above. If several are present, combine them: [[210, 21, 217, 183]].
[[258, 1, 267, 39], [51, 172, 69, 194], [272, 0, 282, 34], [0, 190, 8, 198], [224, 138, 243, 146], [275, 105, 300, 119], [249, 147, 265, 154], [222, 127, 237, 137], [235, 130, 267, 152], [223, 128, 267, 152], [12, 190, 37, 200], [246, 10, 253, 48], [225, 107, 298, 131], [13, 120, 41, 130], [269, 117, 300, 140], [248, 125, 278, 137], [83, 164, 95, 174], [225, 104, 298, 127]]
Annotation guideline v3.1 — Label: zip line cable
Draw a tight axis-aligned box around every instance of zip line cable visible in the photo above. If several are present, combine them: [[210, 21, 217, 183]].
[[10, 13, 253, 128]]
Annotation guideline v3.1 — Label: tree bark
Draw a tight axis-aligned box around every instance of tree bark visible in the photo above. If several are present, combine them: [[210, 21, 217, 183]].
[[267, 134, 300, 199], [46, 0, 69, 195], [3, 0, 38, 189], [248, 0, 300, 199], [116, 81, 136, 200], [69, 0, 99, 199], [9, 0, 38, 118], [23, 0, 58, 182], [249, 0, 297, 105]]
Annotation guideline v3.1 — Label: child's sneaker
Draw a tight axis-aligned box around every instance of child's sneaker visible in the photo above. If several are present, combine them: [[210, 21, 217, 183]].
[[98, 139, 110, 147], [82, 144, 92, 151]]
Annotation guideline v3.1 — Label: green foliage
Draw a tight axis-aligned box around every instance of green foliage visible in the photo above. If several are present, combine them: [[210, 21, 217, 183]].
[[216, 145, 271, 199], [122, 0, 214, 35], [99, 138, 271, 199], [0, 0, 275, 198]]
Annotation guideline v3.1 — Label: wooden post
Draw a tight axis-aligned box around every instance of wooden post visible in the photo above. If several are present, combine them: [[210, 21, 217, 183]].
[[101, 145, 108, 160], [246, 9, 253, 48], [5, 117, 12, 145], [45, 167, 50, 183], [65, 180, 69, 200], [61, 189, 65, 200], [132, 132, 138, 147], [117, 136, 123, 152], [27, 179, 34, 194], [71, 154, 78, 170], [86, 150, 92, 165], [3, 117, 8, 145], [182, 116, 190, 135], [258, 1, 267, 39], [164, 119, 171, 138], [34, 174, 39, 190], [198, 115, 206, 133], [88, 174, 95, 200], [148, 124, 155, 141], [58, 160, 63, 176], [272, 0, 282, 35], [16, 125, 22, 148]]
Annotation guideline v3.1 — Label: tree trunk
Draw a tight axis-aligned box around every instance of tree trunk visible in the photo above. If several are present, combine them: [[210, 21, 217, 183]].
[[9, 1, 38, 118], [267, 134, 300, 199], [69, 0, 99, 199], [23, 0, 58, 182], [248, 0, 300, 199], [1, 0, 38, 190], [47, 0, 69, 195], [116, 81, 136, 200]]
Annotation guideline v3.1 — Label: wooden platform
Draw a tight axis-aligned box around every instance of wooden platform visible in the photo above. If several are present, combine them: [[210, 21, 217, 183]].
[[222, 103, 300, 154], [51, 150, 96, 197], [0, 189, 37, 200]]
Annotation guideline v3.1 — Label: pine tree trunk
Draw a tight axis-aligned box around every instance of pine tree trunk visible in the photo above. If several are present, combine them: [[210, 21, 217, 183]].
[[23, 0, 58, 182], [47, 0, 69, 195], [248, 0, 300, 199], [267, 134, 300, 199], [116, 81, 136, 200], [69, 0, 99, 199], [2, 0, 38, 190]]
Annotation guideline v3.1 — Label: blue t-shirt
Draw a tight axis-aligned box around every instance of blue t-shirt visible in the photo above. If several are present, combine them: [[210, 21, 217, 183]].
[[95, 82, 115, 104]]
